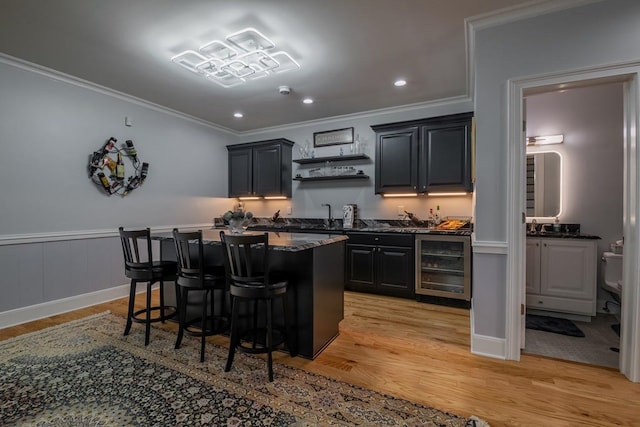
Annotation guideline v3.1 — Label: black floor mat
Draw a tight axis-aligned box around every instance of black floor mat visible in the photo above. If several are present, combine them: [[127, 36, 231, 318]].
[[612, 323, 620, 336], [525, 314, 585, 337]]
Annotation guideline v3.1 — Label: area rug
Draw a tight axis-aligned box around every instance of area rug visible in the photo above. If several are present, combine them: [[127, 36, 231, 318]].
[[0, 312, 488, 426], [525, 313, 585, 337]]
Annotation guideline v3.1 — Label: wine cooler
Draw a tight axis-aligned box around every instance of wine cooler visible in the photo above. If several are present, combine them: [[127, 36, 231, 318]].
[[415, 234, 471, 301]]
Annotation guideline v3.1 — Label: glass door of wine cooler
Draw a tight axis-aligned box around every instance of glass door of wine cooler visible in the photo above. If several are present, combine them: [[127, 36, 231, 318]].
[[415, 235, 471, 300]]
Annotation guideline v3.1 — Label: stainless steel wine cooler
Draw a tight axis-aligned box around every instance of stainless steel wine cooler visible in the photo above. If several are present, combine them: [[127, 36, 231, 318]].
[[415, 234, 471, 301]]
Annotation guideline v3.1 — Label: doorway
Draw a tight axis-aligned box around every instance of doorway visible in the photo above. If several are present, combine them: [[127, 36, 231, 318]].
[[505, 62, 640, 382], [522, 81, 623, 368]]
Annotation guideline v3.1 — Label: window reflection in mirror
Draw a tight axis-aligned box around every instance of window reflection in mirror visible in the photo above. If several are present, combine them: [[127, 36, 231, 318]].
[[526, 151, 561, 218]]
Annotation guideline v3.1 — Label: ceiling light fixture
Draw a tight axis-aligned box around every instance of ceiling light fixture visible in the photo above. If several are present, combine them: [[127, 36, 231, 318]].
[[394, 79, 407, 87], [526, 134, 564, 146], [302, 98, 314, 104], [233, 112, 244, 118], [171, 28, 300, 88]]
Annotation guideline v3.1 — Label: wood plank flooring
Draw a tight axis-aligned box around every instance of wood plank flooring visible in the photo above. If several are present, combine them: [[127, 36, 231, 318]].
[[1, 291, 639, 426]]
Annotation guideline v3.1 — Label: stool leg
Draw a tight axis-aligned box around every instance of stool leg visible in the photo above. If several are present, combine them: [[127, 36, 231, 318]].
[[200, 289, 209, 363], [159, 280, 166, 323], [145, 281, 152, 346], [225, 296, 240, 372], [252, 299, 259, 350], [266, 297, 274, 382], [124, 280, 137, 336], [175, 287, 186, 350]]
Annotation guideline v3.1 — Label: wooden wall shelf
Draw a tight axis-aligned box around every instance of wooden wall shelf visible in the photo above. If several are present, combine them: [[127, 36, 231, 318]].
[[293, 154, 369, 164], [294, 174, 370, 182]]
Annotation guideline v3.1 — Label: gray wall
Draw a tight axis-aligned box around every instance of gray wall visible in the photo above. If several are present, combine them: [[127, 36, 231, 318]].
[[473, 0, 640, 338], [0, 57, 236, 322], [0, 59, 235, 236], [237, 100, 475, 221]]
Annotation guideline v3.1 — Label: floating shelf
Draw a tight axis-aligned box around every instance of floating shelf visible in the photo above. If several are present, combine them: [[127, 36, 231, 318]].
[[293, 174, 370, 182], [293, 154, 370, 164]]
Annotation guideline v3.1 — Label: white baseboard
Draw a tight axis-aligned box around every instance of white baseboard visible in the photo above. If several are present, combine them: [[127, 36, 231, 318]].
[[0, 284, 130, 329], [471, 333, 507, 360]]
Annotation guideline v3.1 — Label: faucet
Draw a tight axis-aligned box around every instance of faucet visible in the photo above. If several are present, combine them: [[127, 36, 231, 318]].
[[321, 203, 333, 227], [529, 218, 537, 233], [271, 209, 281, 222]]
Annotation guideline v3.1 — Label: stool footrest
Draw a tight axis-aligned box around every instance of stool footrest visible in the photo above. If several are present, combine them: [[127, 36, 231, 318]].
[[131, 306, 177, 324]]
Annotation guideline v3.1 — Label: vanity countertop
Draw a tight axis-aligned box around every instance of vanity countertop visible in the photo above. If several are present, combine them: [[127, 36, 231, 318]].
[[526, 231, 600, 239]]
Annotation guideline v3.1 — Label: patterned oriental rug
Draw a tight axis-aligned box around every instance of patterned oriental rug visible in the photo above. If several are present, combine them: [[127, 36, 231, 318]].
[[0, 312, 489, 426]]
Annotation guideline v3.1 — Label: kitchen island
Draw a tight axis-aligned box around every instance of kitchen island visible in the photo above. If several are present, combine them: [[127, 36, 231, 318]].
[[156, 229, 347, 359]]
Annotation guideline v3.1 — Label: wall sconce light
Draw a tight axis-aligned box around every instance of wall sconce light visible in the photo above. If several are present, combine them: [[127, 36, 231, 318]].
[[526, 134, 564, 146], [171, 28, 300, 88]]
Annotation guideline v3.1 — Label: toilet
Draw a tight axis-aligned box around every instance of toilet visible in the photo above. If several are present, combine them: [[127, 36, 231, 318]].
[[601, 251, 623, 302]]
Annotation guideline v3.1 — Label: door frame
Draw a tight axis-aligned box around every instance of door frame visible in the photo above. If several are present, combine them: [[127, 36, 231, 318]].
[[505, 61, 640, 382]]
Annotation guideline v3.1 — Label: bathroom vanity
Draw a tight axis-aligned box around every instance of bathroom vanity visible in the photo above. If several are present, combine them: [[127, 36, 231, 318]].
[[526, 235, 599, 317]]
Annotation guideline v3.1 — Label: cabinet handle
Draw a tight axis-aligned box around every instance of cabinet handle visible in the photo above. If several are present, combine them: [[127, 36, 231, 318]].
[[543, 243, 547, 247], [536, 243, 539, 247]]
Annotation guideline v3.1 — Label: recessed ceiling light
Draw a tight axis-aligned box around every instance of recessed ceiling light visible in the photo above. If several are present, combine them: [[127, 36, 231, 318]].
[[233, 112, 244, 118], [394, 79, 407, 87], [303, 98, 314, 104]]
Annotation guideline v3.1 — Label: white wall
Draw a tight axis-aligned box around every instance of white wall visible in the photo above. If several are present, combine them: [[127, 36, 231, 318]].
[[526, 83, 624, 256], [473, 0, 640, 339]]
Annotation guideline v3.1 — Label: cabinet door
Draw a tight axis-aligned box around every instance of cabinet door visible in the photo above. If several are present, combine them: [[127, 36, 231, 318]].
[[419, 120, 472, 192], [540, 239, 596, 300], [253, 143, 282, 196], [525, 239, 541, 294], [377, 246, 414, 298], [228, 147, 253, 197], [375, 127, 419, 194], [345, 244, 376, 292]]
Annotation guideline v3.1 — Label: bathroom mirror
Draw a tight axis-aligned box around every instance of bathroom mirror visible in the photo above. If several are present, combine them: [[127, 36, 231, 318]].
[[526, 151, 561, 218]]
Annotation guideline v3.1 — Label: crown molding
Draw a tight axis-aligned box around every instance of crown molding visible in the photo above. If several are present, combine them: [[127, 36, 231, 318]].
[[0, 52, 236, 136]]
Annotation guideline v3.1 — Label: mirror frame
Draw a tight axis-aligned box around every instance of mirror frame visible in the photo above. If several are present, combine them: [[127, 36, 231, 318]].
[[525, 150, 563, 221]]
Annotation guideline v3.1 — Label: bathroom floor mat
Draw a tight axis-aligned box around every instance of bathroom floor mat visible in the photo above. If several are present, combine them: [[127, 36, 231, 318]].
[[526, 314, 585, 337]]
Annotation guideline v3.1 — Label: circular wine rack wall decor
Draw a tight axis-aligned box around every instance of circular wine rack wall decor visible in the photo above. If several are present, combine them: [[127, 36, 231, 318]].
[[88, 137, 149, 196]]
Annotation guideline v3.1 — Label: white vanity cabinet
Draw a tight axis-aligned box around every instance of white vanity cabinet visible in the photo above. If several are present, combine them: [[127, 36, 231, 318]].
[[526, 237, 598, 316]]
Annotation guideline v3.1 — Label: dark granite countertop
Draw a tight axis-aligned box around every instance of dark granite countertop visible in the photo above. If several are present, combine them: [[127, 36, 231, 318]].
[[154, 229, 348, 252]]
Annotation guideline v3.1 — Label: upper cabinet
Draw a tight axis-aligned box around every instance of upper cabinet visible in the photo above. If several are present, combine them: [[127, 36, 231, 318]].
[[371, 112, 473, 195], [227, 139, 293, 198]]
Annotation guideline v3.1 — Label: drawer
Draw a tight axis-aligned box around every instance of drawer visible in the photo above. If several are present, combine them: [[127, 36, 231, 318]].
[[526, 294, 595, 316], [346, 232, 414, 247]]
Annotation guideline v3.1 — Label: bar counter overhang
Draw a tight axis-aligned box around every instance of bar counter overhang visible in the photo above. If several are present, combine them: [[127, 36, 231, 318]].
[[154, 229, 347, 359]]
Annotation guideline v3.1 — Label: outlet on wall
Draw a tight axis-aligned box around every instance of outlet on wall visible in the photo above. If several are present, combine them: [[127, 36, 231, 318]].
[[397, 205, 404, 217], [287, 206, 292, 215]]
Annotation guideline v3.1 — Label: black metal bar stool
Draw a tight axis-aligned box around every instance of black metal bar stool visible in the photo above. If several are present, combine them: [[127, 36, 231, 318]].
[[219, 231, 295, 382], [119, 227, 177, 346], [173, 228, 228, 362]]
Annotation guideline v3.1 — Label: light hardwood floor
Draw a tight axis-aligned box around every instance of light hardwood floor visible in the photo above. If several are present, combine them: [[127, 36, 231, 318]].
[[1, 291, 639, 426]]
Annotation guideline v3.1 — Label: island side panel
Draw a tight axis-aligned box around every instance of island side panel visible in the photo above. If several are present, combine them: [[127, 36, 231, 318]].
[[312, 241, 345, 355]]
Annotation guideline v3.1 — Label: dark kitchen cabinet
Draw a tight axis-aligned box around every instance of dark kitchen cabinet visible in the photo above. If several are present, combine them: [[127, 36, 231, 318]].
[[345, 232, 415, 299], [371, 112, 473, 195], [419, 118, 472, 192], [227, 139, 294, 198], [374, 127, 419, 194]]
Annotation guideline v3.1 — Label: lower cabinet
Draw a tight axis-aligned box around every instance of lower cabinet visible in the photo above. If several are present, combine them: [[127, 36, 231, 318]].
[[345, 233, 415, 299], [526, 238, 598, 316]]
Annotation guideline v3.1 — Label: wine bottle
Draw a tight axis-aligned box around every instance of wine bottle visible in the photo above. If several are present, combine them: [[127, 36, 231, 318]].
[[116, 152, 125, 179], [434, 205, 441, 225], [97, 172, 111, 194]]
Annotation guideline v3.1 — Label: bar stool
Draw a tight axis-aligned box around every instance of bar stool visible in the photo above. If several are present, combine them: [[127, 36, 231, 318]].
[[119, 227, 177, 346], [173, 229, 228, 362], [219, 231, 296, 382]]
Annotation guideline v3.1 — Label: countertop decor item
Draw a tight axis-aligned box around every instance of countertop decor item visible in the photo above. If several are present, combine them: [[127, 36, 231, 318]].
[[222, 208, 253, 234], [88, 137, 149, 197]]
